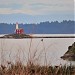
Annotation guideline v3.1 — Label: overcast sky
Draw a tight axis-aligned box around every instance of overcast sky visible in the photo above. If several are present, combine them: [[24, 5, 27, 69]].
[[0, 0, 74, 23]]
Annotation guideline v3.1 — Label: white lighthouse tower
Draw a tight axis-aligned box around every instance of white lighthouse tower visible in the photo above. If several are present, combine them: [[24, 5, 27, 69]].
[[16, 22, 19, 29]]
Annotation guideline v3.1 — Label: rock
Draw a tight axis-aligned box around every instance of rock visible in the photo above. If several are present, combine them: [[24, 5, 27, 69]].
[[0, 34, 31, 39], [61, 42, 75, 61]]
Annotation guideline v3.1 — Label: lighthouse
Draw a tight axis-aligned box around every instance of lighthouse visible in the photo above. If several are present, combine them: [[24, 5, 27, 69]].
[[15, 22, 24, 34], [16, 22, 19, 29]]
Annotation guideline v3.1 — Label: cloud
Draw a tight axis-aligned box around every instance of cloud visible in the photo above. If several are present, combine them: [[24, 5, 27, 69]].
[[0, 4, 23, 10], [0, 8, 12, 14], [0, 0, 74, 23], [0, 0, 74, 15]]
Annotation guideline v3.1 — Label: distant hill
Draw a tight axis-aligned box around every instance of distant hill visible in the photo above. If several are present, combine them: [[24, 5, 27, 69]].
[[0, 20, 74, 34]]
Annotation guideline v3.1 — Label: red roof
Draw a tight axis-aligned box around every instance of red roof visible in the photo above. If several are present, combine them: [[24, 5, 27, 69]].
[[16, 29, 24, 34]]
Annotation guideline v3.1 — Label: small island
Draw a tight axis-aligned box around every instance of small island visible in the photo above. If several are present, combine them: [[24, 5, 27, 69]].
[[61, 42, 75, 61], [0, 22, 32, 39], [0, 34, 31, 38]]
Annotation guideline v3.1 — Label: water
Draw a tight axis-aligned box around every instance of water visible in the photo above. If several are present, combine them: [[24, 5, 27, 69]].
[[0, 34, 75, 66]]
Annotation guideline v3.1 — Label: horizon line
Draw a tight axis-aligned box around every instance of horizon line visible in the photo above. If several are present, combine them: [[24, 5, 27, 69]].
[[0, 20, 74, 24]]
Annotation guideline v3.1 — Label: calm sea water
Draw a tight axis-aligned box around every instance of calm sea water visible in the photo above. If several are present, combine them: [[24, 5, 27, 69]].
[[0, 34, 75, 66]]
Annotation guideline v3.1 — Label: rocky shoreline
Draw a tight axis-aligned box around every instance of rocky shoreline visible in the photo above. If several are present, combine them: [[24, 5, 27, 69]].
[[61, 42, 75, 61], [0, 34, 31, 38]]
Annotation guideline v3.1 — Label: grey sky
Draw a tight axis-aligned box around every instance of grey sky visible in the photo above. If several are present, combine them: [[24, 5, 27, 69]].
[[0, 0, 74, 15], [0, 0, 74, 23]]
